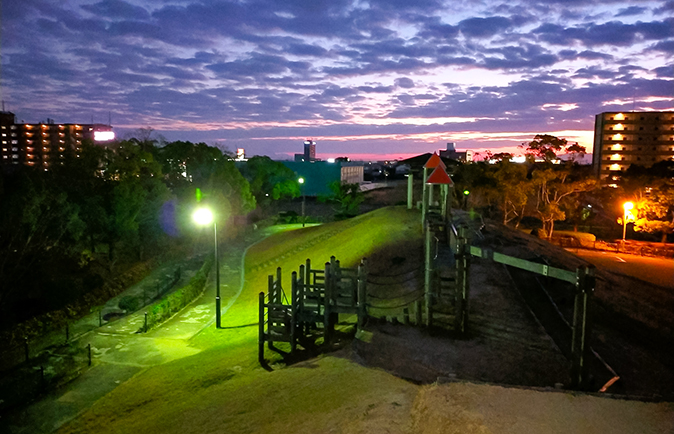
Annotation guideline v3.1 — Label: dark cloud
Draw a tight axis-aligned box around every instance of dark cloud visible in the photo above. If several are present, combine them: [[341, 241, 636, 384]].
[[654, 1, 674, 14], [2, 0, 671, 156], [652, 66, 674, 78], [458, 16, 513, 38], [651, 40, 674, 53], [615, 6, 648, 17], [533, 19, 674, 47], [395, 77, 415, 88], [81, 0, 151, 20]]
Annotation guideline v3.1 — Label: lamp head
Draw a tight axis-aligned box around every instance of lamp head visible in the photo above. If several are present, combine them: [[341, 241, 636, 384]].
[[193, 207, 214, 226], [623, 201, 634, 211], [298, 177, 305, 184]]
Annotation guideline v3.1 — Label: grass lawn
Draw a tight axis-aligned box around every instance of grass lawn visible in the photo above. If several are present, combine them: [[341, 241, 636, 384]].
[[57, 206, 422, 434]]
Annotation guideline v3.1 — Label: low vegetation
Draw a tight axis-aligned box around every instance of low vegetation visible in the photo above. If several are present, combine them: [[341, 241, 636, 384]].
[[58, 206, 422, 433]]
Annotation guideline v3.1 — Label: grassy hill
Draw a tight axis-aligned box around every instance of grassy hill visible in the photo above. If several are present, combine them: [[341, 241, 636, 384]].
[[58, 206, 423, 434]]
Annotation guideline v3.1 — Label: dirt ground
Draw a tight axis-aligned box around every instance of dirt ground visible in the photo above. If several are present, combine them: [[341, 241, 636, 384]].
[[350, 214, 674, 400]]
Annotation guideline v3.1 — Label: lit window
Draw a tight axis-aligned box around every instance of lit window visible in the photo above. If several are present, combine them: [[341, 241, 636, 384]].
[[609, 164, 621, 171], [614, 113, 624, 120], [614, 124, 624, 131], [610, 154, 621, 161]]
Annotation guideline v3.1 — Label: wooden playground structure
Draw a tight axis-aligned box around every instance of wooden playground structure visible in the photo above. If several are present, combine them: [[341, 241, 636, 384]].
[[258, 152, 605, 390], [258, 257, 366, 365]]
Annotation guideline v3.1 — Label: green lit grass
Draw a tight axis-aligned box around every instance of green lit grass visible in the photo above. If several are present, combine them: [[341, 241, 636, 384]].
[[58, 206, 421, 434]]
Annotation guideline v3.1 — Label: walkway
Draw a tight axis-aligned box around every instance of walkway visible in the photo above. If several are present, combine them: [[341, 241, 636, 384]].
[[0, 226, 282, 434]]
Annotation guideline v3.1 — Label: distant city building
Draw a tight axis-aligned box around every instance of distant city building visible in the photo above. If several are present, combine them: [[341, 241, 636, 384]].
[[592, 111, 674, 181], [294, 139, 317, 162], [235, 148, 246, 161], [304, 140, 316, 161], [439, 142, 473, 162], [282, 160, 363, 196], [0, 111, 114, 170]]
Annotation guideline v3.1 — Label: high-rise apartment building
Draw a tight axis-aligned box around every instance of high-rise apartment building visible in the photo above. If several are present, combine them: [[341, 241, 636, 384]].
[[304, 140, 316, 161], [294, 139, 317, 162], [592, 111, 674, 181], [0, 111, 114, 170]]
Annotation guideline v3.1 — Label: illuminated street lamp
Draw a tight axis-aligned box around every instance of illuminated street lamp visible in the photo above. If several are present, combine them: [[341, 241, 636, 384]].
[[622, 201, 634, 242], [193, 207, 221, 328], [298, 177, 306, 227]]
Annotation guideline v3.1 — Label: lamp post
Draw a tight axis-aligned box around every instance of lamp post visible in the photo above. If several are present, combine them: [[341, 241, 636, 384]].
[[622, 201, 634, 243], [298, 177, 305, 227], [193, 207, 221, 328]]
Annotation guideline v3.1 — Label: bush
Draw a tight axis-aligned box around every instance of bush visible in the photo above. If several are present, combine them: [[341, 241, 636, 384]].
[[118, 296, 141, 312], [143, 257, 213, 332]]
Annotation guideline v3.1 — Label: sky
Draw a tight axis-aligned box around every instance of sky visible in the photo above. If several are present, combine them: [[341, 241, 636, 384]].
[[1, 1, 673, 161]]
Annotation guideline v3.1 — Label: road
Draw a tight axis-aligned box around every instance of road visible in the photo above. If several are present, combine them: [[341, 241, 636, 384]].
[[568, 249, 674, 289]]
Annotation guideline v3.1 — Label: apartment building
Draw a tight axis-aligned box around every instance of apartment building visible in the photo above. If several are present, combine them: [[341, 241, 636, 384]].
[[0, 111, 114, 170], [592, 111, 674, 182]]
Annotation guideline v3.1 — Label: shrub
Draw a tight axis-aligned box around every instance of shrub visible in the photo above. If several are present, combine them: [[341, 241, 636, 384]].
[[142, 257, 213, 332], [118, 296, 141, 312]]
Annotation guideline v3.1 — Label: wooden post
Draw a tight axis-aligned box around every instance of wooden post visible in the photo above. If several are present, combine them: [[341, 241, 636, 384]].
[[421, 167, 428, 224], [403, 307, 410, 325], [357, 258, 367, 330], [258, 292, 265, 366], [462, 243, 471, 335], [298, 264, 305, 313], [454, 236, 465, 334], [424, 221, 433, 327], [428, 183, 435, 210], [305, 259, 311, 288], [571, 266, 595, 389], [407, 172, 414, 209], [441, 184, 447, 220], [87, 343, 92, 366], [415, 300, 422, 325], [275, 267, 283, 304], [324, 262, 332, 343], [291, 271, 297, 354], [447, 185, 454, 219], [144, 312, 148, 333]]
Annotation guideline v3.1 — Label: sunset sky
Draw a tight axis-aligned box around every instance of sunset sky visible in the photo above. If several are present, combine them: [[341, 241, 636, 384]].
[[2, 0, 673, 160]]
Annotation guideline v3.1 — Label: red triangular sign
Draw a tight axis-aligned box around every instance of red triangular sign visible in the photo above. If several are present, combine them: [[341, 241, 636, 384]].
[[426, 166, 453, 185], [424, 153, 446, 169]]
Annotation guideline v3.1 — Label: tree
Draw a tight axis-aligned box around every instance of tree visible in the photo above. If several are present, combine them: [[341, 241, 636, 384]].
[[532, 167, 597, 238], [238, 156, 300, 206], [492, 161, 532, 227], [633, 180, 674, 243], [319, 181, 364, 219], [521, 134, 586, 163], [0, 170, 84, 317]]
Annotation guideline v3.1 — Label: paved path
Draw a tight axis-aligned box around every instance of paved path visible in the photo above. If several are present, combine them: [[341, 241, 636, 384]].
[[568, 248, 674, 289], [0, 226, 285, 433]]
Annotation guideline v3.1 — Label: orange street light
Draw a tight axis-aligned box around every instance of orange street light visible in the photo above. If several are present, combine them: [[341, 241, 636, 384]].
[[622, 201, 634, 242]]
